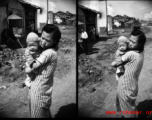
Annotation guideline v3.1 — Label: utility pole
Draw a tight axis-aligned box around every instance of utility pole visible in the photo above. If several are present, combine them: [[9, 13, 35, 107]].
[[47, 0, 48, 24], [105, 0, 108, 35]]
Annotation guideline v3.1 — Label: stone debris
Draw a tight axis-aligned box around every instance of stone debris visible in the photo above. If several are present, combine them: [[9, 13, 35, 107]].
[[78, 55, 104, 90], [0, 44, 26, 69], [78, 40, 118, 90]]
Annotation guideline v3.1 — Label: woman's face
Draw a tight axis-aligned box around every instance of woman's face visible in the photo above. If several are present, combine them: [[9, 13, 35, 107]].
[[40, 31, 54, 49], [129, 35, 139, 50]]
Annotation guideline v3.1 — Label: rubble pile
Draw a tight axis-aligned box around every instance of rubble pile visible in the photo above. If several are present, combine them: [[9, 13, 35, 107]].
[[78, 55, 103, 88], [78, 41, 118, 89], [78, 65, 103, 89], [0, 44, 26, 69], [96, 41, 118, 60], [78, 55, 94, 66]]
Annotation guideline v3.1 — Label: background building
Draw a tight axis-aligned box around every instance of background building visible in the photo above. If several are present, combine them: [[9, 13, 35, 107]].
[[0, 0, 53, 45], [78, 0, 108, 40]]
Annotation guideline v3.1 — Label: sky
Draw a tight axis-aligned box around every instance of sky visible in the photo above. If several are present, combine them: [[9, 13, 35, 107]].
[[24, 0, 76, 14], [48, 0, 76, 14], [107, 1, 152, 21]]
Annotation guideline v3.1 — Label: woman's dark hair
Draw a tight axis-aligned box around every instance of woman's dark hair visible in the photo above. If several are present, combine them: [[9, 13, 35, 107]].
[[130, 28, 146, 53], [42, 24, 61, 50]]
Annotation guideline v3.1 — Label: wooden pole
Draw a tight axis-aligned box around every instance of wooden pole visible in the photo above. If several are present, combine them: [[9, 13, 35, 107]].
[[105, 0, 108, 35], [47, 0, 48, 24], [17, 38, 23, 48]]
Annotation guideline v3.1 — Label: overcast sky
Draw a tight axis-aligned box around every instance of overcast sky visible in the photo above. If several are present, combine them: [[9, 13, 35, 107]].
[[48, 0, 76, 14], [25, 0, 76, 14], [107, 1, 152, 21]]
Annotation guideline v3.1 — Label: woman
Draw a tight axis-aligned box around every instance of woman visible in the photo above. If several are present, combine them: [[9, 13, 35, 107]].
[[27, 24, 61, 118], [116, 28, 146, 118]]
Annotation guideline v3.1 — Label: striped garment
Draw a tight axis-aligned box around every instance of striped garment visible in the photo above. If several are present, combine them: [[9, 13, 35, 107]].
[[25, 48, 42, 66], [24, 48, 42, 87], [29, 49, 58, 118], [116, 50, 144, 118]]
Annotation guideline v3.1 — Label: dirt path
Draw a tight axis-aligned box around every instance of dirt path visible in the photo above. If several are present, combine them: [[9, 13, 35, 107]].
[[51, 44, 76, 118], [78, 26, 152, 118]]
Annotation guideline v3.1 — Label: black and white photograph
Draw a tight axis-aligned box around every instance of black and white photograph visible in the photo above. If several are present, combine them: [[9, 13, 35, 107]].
[[78, 0, 152, 118], [0, 0, 76, 118]]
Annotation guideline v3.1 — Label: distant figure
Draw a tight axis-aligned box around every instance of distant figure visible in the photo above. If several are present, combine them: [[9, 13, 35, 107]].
[[92, 26, 96, 41], [88, 27, 92, 42], [78, 32, 84, 52], [1, 29, 8, 45], [31, 21, 34, 32], [89, 26, 96, 42], [28, 21, 35, 32], [3, 28, 17, 49], [80, 28, 88, 55]]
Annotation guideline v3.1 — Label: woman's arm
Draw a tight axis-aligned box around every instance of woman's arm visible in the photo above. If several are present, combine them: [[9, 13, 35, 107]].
[[30, 49, 57, 71], [116, 57, 124, 66], [25, 48, 35, 67], [25, 66, 33, 73], [116, 51, 131, 66], [111, 50, 122, 67], [31, 55, 46, 71]]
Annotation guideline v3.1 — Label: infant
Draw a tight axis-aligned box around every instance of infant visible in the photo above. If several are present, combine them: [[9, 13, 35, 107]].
[[111, 36, 129, 81], [24, 32, 42, 87]]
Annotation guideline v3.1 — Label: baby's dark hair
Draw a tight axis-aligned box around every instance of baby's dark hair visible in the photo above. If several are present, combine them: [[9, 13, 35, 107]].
[[130, 28, 146, 53], [42, 24, 61, 50]]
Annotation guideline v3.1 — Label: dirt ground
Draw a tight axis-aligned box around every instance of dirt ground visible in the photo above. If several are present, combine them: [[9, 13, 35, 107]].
[[0, 25, 76, 118], [78, 26, 152, 118]]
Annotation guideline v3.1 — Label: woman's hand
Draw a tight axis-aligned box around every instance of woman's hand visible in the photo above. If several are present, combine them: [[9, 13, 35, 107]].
[[25, 66, 33, 74], [116, 57, 123, 66]]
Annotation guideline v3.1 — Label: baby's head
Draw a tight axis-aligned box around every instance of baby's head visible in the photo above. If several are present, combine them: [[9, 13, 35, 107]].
[[26, 32, 40, 54], [117, 36, 129, 52]]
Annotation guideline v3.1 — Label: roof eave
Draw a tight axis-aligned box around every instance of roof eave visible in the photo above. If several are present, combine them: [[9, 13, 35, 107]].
[[17, 0, 42, 10], [79, 4, 102, 16]]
